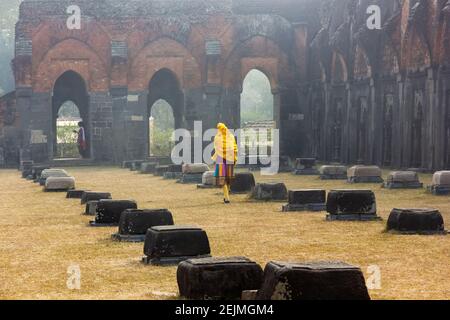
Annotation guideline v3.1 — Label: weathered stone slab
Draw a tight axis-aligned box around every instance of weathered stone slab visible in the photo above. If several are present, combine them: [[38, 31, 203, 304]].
[[112, 209, 174, 242], [326, 190, 381, 221], [122, 161, 133, 169], [32, 166, 50, 181], [383, 171, 423, 189], [81, 191, 112, 205], [319, 165, 348, 180], [256, 261, 370, 300], [131, 160, 146, 171], [428, 171, 450, 195], [294, 158, 319, 175], [282, 189, 326, 212], [177, 257, 264, 300], [154, 165, 169, 176], [182, 163, 210, 174], [347, 165, 383, 183], [91, 199, 137, 226], [168, 164, 183, 173], [84, 200, 99, 216], [21, 161, 34, 178], [142, 225, 211, 265], [39, 169, 70, 186], [44, 176, 75, 191], [178, 173, 204, 184], [387, 208, 446, 235], [163, 172, 183, 180], [251, 183, 288, 201], [197, 171, 218, 189], [139, 162, 157, 174], [67, 190, 89, 199], [231, 173, 255, 194]]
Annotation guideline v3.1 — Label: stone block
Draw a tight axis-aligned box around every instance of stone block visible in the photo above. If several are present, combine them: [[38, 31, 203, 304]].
[[163, 172, 183, 180], [384, 171, 423, 189], [84, 200, 99, 216], [112, 209, 174, 242], [168, 164, 183, 173], [44, 176, 75, 191], [428, 171, 450, 195], [67, 190, 89, 199], [154, 165, 169, 176], [319, 165, 348, 180], [178, 173, 203, 184], [182, 163, 210, 174], [256, 261, 370, 300], [282, 189, 326, 212], [143, 226, 211, 265], [81, 191, 112, 205], [347, 166, 383, 183], [326, 190, 381, 221], [91, 199, 138, 226], [294, 158, 319, 175], [177, 257, 264, 300], [387, 208, 446, 234], [140, 162, 158, 174], [251, 183, 288, 201], [197, 171, 218, 189], [231, 173, 255, 194], [39, 169, 70, 186]]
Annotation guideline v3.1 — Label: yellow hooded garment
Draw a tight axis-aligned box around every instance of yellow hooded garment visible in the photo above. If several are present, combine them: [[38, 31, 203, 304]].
[[212, 123, 238, 163]]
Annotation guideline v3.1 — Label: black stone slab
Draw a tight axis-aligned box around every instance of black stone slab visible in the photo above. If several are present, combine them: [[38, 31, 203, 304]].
[[177, 257, 264, 300], [387, 208, 447, 235], [94, 200, 137, 225], [143, 225, 211, 265], [117, 209, 174, 236], [231, 173, 256, 194], [67, 190, 89, 199], [251, 183, 288, 201], [256, 261, 371, 300], [80, 191, 112, 205]]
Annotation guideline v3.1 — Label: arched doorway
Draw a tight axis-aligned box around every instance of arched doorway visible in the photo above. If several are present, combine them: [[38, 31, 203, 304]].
[[55, 101, 82, 159], [149, 99, 175, 157], [240, 69, 275, 157], [147, 69, 183, 157], [52, 71, 90, 159]]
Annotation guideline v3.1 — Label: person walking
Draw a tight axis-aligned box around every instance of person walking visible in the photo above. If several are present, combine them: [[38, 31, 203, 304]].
[[212, 123, 238, 204], [75, 121, 87, 158]]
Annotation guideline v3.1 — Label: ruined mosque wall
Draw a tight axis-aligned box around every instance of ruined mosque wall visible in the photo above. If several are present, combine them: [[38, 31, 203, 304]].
[[3, 0, 450, 170]]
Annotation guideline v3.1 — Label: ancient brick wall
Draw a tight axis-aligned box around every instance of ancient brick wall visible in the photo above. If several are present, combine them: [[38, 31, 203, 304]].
[[308, 0, 450, 170], [6, 0, 450, 170]]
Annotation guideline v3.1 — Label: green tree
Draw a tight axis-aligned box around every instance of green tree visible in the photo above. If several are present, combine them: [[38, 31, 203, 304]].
[[240, 69, 274, 125]]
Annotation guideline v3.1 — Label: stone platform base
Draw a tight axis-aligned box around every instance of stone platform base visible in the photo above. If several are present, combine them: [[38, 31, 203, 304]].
[[326, 214, 382, 221], [383, 182, 423, 189], [141, 254, 211, 266], [44, 188, 75, 192], [88, 221, 119, 227], [111, 233, 146, 242], [197, 184, 218, 189], [386, 230, 448, 235], [347, 176, 384, 183], [294, 169, 319, 175], [427, 185, 450, 195], [163, 172, 183, 180], [320, 174, 348, 180], [177, 174, 203, 184], [282, 203, 326, 212]]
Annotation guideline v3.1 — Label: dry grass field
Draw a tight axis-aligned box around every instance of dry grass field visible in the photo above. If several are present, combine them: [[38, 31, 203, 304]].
[[0, 166, 449, 300]]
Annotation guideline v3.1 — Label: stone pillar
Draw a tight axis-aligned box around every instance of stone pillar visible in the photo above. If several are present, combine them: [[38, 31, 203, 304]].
[[110, 86, 128, 163], [89, 91, 114, 162]]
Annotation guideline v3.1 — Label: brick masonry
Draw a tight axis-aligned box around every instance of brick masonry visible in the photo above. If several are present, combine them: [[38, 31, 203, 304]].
[[0, 0, 449, 170]]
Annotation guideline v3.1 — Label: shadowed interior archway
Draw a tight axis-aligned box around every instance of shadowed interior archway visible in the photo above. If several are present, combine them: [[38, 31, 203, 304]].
[[52, 71, 90, 159], [147, 69, 183, 157]]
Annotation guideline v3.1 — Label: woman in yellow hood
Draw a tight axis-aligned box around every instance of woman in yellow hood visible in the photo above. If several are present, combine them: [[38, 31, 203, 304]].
[[212, 123, 238, 204]]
